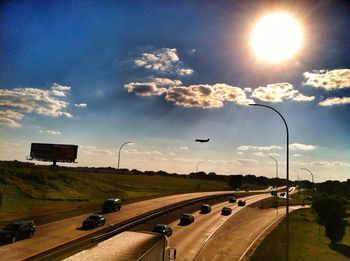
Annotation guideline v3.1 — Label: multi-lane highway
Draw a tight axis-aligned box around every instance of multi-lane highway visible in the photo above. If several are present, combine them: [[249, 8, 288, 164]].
[[168, 194, 270, 260], [0, 190, 241, 260]]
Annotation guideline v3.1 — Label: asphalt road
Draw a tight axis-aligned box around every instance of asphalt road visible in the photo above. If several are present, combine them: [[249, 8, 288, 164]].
[[195, 206, 302, 261], [0, 190, 238, 260], [167, 194, 271, 261]]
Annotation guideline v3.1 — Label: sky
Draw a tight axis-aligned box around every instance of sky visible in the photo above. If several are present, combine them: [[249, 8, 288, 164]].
[[1, 0, 350, 182]]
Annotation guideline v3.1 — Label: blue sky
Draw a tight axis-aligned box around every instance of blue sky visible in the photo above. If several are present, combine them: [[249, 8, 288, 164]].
[[1, 0, 350, 181]]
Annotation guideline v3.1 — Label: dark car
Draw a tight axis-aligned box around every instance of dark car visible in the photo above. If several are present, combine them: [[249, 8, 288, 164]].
[[152, 224, 172, 236], [102, 198, 122, 213], [0, 220, 36, 243], [82, 214, 106, 229], [221, 207, 232, 215], [228, 196, 237, 203], [180, 213, 194, 225], [238, 200, 246, 206], [200, 204, 212, 214]]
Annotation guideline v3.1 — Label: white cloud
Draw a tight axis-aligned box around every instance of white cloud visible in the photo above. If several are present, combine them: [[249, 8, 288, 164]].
[[319, 97, 350, 106], [133, 48, 193, 76], [251, 82, 315, 103], [303, 69, 350, 90], [293, 154, 302, 157], [80, 145, 114, 156], [237, 145, 282, 151], [39, 130, 62, 135], [176, 146, 189, 150], [74, 103, 87, 108], [125, 77, 181, 96], [165, 83, 254, 109], [290, 143, 317, 151], [253, 152, 280, 157], [0, 110, 24, 128], [177, 68, 194, 76], [0, 83, 72, 127], [51, 83, 71, 96], [311, 161, 350, 168], [235, 158, 259, 164], [124, 149, 162, 156]]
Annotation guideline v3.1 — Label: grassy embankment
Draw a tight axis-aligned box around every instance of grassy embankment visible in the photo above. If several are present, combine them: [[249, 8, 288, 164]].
[[251, 206, 350, 260], [0, 166, 230, 224]]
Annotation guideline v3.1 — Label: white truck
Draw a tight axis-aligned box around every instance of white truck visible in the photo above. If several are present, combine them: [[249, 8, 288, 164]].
[[65, 231, 176, 261]]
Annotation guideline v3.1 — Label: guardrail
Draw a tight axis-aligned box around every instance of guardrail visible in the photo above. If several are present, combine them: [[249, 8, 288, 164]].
[[26, 191, 242, 261]]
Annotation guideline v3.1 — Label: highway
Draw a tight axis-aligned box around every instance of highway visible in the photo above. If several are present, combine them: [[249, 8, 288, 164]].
[[195, 205, 302, 260], [0, 190, 241, 260], [169, 194, 271, 260], [129, 188, 299, 261]]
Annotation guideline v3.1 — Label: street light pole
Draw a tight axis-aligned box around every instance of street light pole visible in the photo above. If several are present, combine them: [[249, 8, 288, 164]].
[[300, 168, 315, 189], [117, 141, 133, 170], [196, 161, 205, 173], [250, 103, 289, 261], [293, 170, 300, 181], [269, 156, 279, 179]]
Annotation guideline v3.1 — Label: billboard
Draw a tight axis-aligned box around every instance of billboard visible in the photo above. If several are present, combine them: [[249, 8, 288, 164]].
[[30, 143, 78, 163]]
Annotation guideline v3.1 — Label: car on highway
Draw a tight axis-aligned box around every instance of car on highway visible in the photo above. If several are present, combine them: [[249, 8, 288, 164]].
[[102, 198, 122, 212], [180, 213, 194, 225], [0, 220, 36, 243], [221, 207, 232, 215], [82, 214, 106, 229], [238, 200, 246, 206], [152, 224, 173, 237], [228, 196, 237, 203], [200, 204, 212, 214]]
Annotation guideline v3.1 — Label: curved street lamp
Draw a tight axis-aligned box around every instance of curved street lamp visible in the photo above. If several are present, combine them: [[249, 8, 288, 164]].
[[269, 156, 279, 179], [250, 103, 290, 261], [293, 170, 300, 182], [117, 141, 133, 170], [300, 168, 315, 190]]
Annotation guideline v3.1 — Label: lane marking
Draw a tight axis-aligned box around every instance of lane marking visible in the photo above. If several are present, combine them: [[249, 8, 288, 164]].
[[193, 194, 269, 260], [238, 206, 301, 261]]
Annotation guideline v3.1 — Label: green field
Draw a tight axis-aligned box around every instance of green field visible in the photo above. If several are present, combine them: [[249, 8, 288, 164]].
[[0, 166, 230, 224], [250, 208, 350, 261]]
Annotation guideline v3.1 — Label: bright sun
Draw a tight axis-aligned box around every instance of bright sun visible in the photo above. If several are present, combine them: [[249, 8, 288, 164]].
[[250, 13, 302, 63]]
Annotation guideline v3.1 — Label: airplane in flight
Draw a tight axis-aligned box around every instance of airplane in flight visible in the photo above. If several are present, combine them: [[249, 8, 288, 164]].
[[195, 138, 210, 143]]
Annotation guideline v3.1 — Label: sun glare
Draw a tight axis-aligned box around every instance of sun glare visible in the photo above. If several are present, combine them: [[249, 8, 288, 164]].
[[250, 13, 302, 63]]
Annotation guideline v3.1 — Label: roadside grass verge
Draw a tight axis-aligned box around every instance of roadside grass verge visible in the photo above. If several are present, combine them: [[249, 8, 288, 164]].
[[250, 208, 350, 261], [0, 166, 230, 224]]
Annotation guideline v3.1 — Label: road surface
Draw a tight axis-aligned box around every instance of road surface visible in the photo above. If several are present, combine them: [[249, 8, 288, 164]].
[[168, 194, 271, 261], [0, 190, 238, 260], [195, 206, 301, 260]]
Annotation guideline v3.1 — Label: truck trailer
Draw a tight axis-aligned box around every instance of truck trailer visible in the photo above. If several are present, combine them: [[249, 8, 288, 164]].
[[65, 231, 176, 261]]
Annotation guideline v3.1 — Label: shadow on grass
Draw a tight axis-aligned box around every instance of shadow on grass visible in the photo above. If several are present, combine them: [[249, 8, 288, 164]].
[[329, 243, 350, 258]]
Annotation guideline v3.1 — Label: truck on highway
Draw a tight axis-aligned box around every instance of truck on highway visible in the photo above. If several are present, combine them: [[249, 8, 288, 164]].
[[65, 231, 176, 261]]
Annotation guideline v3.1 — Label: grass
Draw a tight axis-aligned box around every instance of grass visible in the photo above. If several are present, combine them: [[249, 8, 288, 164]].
[[250, 208, 350, 261], [250, 196, 302, 209], [0, 166, 230, 224]]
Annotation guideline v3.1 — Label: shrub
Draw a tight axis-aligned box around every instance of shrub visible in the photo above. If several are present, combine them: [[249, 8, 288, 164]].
[[325, 211, 346, 244]]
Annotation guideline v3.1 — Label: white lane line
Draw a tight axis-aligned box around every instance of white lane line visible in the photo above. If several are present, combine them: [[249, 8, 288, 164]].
[[193, 194, 269, 260], [238, 206, 301, 261]]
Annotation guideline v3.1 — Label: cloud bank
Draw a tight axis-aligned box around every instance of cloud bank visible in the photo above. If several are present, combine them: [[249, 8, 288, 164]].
[[0, 83, 72, 128], [319, 97, 350, 106], [303, 69, 350, 90], [252, 83, 315, 103], [125, 77, 181, 96], [166, 83, 254, 109], [134, 48, 193, 76]]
